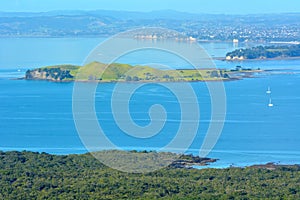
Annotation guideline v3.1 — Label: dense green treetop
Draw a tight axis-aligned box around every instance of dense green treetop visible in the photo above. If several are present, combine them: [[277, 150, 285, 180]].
[[0, 150, 299, 199]]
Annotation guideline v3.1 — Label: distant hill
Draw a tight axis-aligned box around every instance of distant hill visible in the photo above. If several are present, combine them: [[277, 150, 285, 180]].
[[0, 10, 216, 20], [1, 10, 299, 41]]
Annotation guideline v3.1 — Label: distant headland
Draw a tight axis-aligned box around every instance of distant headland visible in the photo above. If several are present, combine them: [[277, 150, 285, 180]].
[[225, 44, 300, 61]]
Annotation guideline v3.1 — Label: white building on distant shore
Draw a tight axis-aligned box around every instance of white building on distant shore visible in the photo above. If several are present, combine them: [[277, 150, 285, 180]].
[[233, 39, 239, 43]]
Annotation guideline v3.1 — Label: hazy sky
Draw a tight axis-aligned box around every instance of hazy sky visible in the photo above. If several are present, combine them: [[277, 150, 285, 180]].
[[1, 0, 299, 14]]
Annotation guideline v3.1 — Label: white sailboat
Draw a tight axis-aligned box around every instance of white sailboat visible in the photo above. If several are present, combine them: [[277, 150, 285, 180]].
[[266, 86, 271, 94], [268, 98, 273, 107]]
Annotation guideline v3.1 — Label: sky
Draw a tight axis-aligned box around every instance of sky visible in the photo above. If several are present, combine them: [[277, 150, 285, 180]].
[[0, 0, 299, 14]]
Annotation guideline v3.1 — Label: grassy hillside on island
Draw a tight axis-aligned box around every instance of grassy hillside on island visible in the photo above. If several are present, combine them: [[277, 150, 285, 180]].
[[25, 62, 257, 82], [0, 151, 299, 199], [226, 44, 300, 60]]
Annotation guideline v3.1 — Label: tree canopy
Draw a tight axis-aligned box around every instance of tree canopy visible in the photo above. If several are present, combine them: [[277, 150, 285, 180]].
[[0, 150, 299, 199]]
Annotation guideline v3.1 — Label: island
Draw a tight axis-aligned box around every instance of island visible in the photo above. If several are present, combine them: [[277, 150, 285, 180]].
[[225, 44, 300, 60], [24, 62, 261, 82]]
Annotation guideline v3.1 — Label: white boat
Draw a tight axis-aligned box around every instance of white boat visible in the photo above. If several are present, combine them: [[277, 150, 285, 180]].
[[268, 98, 273, 107], [266, 86, 271, 94]]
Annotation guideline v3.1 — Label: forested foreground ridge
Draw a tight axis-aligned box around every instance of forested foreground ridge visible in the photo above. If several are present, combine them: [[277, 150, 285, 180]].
[[226, 44, 300, 60], [0, 151, 300, 199]]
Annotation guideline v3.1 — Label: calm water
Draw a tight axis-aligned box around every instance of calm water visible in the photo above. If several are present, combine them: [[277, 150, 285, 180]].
[[1, 38, 300, 168]]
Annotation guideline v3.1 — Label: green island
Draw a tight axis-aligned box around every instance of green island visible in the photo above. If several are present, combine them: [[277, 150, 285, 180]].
[[225, 44, 300, 60], [24, 62, 260, 82], [0, 150, 299, 199]]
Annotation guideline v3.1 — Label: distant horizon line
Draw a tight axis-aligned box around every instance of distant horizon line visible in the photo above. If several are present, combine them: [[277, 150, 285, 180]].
[[0, 9, 299, 16]]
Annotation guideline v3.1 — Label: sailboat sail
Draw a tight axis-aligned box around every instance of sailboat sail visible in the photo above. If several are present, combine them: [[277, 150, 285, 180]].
[[268, 98, 273, 107], [266, 86, 271, 94]]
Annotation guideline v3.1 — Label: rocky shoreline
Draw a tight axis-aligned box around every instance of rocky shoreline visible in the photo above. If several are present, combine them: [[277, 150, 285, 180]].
[[169, 154, 218, 169]]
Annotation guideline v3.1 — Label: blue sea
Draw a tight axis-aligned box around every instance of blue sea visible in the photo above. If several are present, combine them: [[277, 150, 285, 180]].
[[1, 37, 300, 168]]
